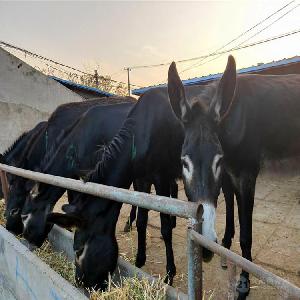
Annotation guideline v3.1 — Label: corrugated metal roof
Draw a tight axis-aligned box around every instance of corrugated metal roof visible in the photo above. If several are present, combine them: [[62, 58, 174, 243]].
[[50, 76, 115, 97], [132, 56, 300, 95]]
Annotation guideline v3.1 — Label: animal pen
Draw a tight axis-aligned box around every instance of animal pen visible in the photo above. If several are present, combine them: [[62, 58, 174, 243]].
[[0, 163, 300, 300]]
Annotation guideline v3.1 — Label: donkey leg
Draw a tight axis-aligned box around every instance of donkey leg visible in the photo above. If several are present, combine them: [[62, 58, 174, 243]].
[[221, 172, 235, 269], [135, 207, 149, 268], [160, 213, 176, 285], [124, 205, 137, 232], [124, 180, 140, 232], [235, 170, 257, 299], [154, 178, 176, 285], [134, 179, 152, 268]]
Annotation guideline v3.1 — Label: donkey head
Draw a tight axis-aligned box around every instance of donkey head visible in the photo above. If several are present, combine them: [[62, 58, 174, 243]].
[[21, 181, 55, 247], [5, 176, 27, 235], [47, 196, 120, 291], [168, 55, 236, 261], [0, 154, 23, 235]]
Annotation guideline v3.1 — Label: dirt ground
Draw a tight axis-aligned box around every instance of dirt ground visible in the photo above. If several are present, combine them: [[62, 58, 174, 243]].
[[55, 170, 300, 299]]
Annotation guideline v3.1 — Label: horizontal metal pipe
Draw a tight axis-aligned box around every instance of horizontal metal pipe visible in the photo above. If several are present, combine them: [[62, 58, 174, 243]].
[[190, 230, 300, 299], [0, 164, 201, 219]]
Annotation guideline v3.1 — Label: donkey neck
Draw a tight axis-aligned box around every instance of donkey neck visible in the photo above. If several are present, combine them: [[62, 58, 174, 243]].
[[3, 132, 29, 165], [90, 202, 122, 236], [88, 119, 136, 190]]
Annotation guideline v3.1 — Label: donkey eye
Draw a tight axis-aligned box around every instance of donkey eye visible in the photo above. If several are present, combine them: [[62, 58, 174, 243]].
[[181, 158, 189, 170], [21, 214, 29, 222], [212, 154, 223, 181]]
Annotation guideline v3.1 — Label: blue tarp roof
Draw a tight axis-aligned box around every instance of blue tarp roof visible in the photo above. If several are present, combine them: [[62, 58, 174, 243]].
[[132, 56, 300, 96], [51, 76, 115, 97]]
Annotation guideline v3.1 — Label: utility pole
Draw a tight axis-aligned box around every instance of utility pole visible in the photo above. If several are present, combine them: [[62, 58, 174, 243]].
[[125, 67, 131, 96], [94, 69, 99, 88]]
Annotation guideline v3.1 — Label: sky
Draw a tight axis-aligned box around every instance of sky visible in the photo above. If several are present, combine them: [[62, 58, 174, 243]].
[[0, 0, 300, 90]]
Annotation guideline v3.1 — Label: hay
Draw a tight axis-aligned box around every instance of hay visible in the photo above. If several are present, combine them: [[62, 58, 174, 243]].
[[0, 199, 5, 226], [90, 275, 167, 300], [34, 241, 76, 285], [34, 243, 168, 300]]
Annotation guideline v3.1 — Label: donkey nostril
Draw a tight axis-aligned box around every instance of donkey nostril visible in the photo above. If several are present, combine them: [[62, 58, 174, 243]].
[[75, 248, 84, 258], [21, 214, 28, 222]]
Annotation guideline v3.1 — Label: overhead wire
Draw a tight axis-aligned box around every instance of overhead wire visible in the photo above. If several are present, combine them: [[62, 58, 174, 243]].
[[146, 27, 300, 88], [180, 2, 300, 74], [125, 0, 297, 71], [0, 40, 142, 88], [0, 0, 298, 90]]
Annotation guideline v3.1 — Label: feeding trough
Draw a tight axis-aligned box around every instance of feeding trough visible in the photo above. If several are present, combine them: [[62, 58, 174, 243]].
[[0, 225, 86, 300], [0, 223, 187, 300]]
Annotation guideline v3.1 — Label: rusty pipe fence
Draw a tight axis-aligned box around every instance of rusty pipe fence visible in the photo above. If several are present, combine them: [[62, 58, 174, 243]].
[[1, 163, 300, 300], [0, 163, 202, 300], [189, 231, 300, 299]]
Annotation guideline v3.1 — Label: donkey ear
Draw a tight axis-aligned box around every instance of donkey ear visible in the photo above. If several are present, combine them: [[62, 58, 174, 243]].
[[47, 212, 84, 229], [210, 55, 236, 122], [0, 154, 6, 164], [168, 62, 190, 122]]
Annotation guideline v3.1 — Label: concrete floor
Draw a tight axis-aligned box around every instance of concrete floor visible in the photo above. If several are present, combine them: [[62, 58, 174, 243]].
[[116, 171, 300, 299]]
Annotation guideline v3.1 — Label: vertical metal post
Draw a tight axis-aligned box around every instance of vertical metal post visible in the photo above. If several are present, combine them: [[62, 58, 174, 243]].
[[187, 206, 203, 300], [126, 67, 131, 96], [0, 170, 8, 203], [94, 70, 99, 88], [227, 259, 237, 300]]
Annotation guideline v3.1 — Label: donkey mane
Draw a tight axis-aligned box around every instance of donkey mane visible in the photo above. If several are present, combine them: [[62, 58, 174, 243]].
[[2, 131, 28, 159], [14, 124, 47, 168], [190, 100, 209, 116], [189, 82, 217, 112], [86, 118, 135, 183]]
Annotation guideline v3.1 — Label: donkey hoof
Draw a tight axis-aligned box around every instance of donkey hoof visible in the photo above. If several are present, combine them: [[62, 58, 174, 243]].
[[164, 273, 174, 286], [237, 292, 249, 300], [220, 256, 227, 269], [164, 265, 176, 285], [236, 275, 250, 299], [123, 222, 132, 233], [164, 275, 173, 286], [135, 254, 146, 268]]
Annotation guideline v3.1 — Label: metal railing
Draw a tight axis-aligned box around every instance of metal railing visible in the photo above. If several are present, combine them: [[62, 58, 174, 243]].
[[1, 163, 300, 300], [0, 164, 201, 300], [190, 230, 300, 299]]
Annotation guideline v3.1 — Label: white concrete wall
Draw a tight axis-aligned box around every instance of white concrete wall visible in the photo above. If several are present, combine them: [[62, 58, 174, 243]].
[[0, 226, 87, 300], [0, 47, 83, 152]]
